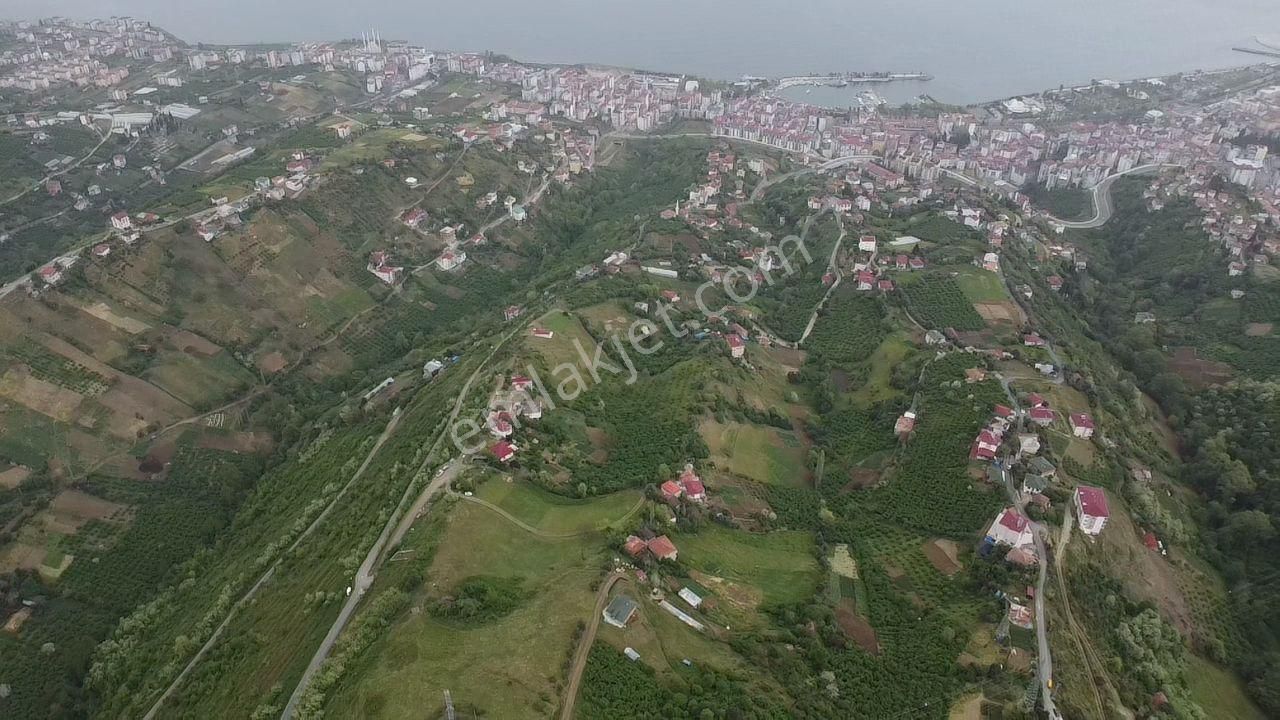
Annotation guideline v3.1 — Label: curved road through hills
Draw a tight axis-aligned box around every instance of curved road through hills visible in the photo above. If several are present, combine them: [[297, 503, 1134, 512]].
[[1046, 163, 1182, 229]]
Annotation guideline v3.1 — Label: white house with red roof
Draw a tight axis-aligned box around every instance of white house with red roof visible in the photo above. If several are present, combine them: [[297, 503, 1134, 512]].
[[504, 305, 523, 321], [660, 480, 683, 501], [1069, 413, 1095, 439], [1023, 333, 1046, 347], [110, 211, 132, 231], [858, 235, 877, 253], [92, 243, 112, 258], [435, 249, 466, 271], [726, 334, 744, 358], [530, 327, 554, 339], [487, 411, 514, 438], [510, 375, 534, 392], [988, 507, 1034, 549], [367, 251, 403, 284], [856, 271, 875, 291], [38, 264, 64, 285], [1074, 485, 1109, 536]]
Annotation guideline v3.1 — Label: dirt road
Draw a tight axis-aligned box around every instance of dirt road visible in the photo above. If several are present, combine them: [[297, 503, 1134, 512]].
[[559, 572, 627, 720]]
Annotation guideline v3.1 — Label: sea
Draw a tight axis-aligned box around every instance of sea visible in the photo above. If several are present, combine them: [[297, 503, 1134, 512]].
[[9, 0, 1280, 106]]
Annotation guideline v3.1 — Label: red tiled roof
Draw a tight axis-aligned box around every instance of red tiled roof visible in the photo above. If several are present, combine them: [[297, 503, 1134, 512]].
[[1076, 485, 1109, 518], [1070, 413, 1095, 429], [648, 535, 678, 559], [998, 508, 1029, 533]]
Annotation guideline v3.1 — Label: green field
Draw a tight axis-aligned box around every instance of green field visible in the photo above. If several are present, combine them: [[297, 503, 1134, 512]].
[[952, 266, 1010, 303], [474, 479, 642, 535], [699, 418, 807, 486], [526, 308, 600, 369], [324, 497, 609, 719], [1186, 655, 1265, 720], [676, 526, 819, 606], [851, 332, 912, 407]]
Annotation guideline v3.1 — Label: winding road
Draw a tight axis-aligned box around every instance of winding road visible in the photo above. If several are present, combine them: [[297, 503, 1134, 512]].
[[1045, 163, 1182, 229]]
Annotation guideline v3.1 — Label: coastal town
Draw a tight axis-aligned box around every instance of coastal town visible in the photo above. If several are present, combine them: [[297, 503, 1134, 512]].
[[1, 12, 1279, 720]]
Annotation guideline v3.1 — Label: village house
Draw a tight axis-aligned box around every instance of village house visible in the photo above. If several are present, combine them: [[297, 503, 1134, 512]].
[[602, 594, 638, 629], [894, 411, 916, 437], [988, 507, 1034, 549], [110, 211, 132, 231], [530, 327, 554, 339], [367, 250, 402, 284], [435, 249, 466, 271], [1069, 413, 1095, 439], [1074, 485, 1110, 536], [726, 333, 744, 358], [490, 440, 516, 463]]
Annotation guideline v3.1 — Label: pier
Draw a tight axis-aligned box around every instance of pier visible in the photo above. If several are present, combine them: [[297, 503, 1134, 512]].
[[774, 71, 932, 89]]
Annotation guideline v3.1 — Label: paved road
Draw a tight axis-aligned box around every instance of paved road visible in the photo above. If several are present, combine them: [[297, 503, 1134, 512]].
[[1047, 163, 1181, 229], [992, 377, 1059, 720], [280, 323, 528, 719], [558, 572, 627, 720], [142, 409, 405, 720], [749, 154, 875, 202]]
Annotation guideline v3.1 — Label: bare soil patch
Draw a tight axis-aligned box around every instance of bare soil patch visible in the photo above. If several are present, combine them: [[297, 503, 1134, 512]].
[[924, 538, 963, 576], [584, 426, 610, 465], [257, 351, 288, 374], [841, 467, 880, 492], [81, 301, 150, 334], [168, 328, 221, 357], [0, 368, 84, 422], [835, 600, 880, 654], [197, 430, 274, 454], [830, 368, 850, 393], [1244, 322, 1273, 337], [689, 570, 762, 611], [1169, 346, 1233, 388], [44, 489, 128, 533], [0, 464, 31, 489], [974, 301, 1024, 325], [948, 694, 983, 720]]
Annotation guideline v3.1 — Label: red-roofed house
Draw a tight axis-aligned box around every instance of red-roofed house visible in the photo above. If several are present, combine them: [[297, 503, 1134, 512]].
[[504, 305, 523, 321], [491, 440, 516, 462], [1074, 485, 1109, 536], [92, 243, 111, 258], [530, 327, 554, 339], [678, 467, 705, 501], [1023, 333, 1046, 347], [856, 271, 875, 291], [877, 279, 894, 292], [1069, 413, 1095, 439], [647, 535, 679, 561], [510, 375, 534, 391], [994, 404, 1014, 419], [660, 480, 683, 501], [989, 507, 1034, 548], [38, 264, 64, 285], [661, 289, 680, 302], [1046, 275, 1064, 291], [909, 257, 926, 270], [1028, 407, 1055, 426], [110, 211, 132, 231], [1027, 393, 1047, 407], [623, 535, 647, 558], [895, 411, 916, 436], [726, 334, 745, 358]]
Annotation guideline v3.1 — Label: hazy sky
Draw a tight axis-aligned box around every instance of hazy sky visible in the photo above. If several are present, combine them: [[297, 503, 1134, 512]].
[[4, 0, 1279, 102]]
